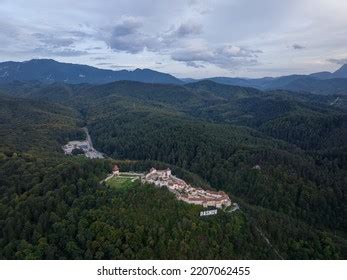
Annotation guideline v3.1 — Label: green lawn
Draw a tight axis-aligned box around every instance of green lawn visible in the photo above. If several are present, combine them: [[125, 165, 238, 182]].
[[118, 173, 142, 177], [106, 176, 138, 190]]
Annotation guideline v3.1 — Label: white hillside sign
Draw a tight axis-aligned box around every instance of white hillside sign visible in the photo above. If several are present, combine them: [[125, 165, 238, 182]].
[[200, 209, 218, 217]]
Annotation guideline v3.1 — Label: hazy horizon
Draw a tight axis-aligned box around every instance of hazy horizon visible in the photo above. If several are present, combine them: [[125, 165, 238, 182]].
[[1, 57, 345, 80]]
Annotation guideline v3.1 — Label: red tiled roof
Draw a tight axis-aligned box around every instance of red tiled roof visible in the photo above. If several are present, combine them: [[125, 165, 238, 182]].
[[112, 165, 119, 171]]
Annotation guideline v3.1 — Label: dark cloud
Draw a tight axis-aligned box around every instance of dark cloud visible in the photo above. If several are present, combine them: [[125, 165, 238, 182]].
[[171, 45, 261, 69], [109, 35, 151, 53], [68, 31, 92, 38], [172, 22, 202, 37], [327, 58, 347, 65], [111, 17, 142, 36], [105, 16, 260, 70], [292, 44, 305, 50], [171, 48, 212, 63], [186, 61, 205, 68], [107, 17, 156, 53], [107, 19, 203, 54]]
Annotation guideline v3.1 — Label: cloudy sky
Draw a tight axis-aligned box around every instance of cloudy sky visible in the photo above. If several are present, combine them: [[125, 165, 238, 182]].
[[0, 0, 346, 78]]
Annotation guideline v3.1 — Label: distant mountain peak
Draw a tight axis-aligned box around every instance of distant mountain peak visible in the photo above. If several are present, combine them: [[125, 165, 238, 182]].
[[336, 63, 347, 70], [334, 64, 347, 78]]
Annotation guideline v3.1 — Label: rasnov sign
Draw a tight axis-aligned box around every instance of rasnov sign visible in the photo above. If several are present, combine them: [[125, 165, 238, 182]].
[[200, 209, 218, 217]]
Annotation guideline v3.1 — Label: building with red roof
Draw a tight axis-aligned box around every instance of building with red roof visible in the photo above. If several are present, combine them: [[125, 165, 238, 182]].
[[112, 164, 120, 176]]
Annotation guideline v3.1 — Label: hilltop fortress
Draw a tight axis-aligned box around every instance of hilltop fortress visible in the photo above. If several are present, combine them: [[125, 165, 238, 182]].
[[142, 168, 232, 209]]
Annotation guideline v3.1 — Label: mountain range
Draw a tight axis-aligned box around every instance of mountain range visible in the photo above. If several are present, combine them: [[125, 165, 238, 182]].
[[0, 59, 183, 85], [0, 59, 347, 95], [186, 64, 347, 95]]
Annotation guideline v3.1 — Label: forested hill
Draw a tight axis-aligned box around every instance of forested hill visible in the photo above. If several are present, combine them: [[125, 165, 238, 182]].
[[7, 79, 342, 159], [0, 59, 183, 85], [0, 95, 84, 155], [199, 64, 347, 95], [0, 80, 346, 259]]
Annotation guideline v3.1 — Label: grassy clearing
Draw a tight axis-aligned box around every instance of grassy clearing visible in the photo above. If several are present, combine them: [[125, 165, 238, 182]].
[[106, 176, 138, 190], [118, 173, 143, 177]]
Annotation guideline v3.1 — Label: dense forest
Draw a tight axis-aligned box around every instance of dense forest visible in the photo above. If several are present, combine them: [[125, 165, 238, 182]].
[[0, 80, 346, 259], [0, 155, 278, 259]]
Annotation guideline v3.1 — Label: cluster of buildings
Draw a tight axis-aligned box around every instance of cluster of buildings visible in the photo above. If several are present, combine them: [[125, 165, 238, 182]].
[[142, 168, 232, 209]]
